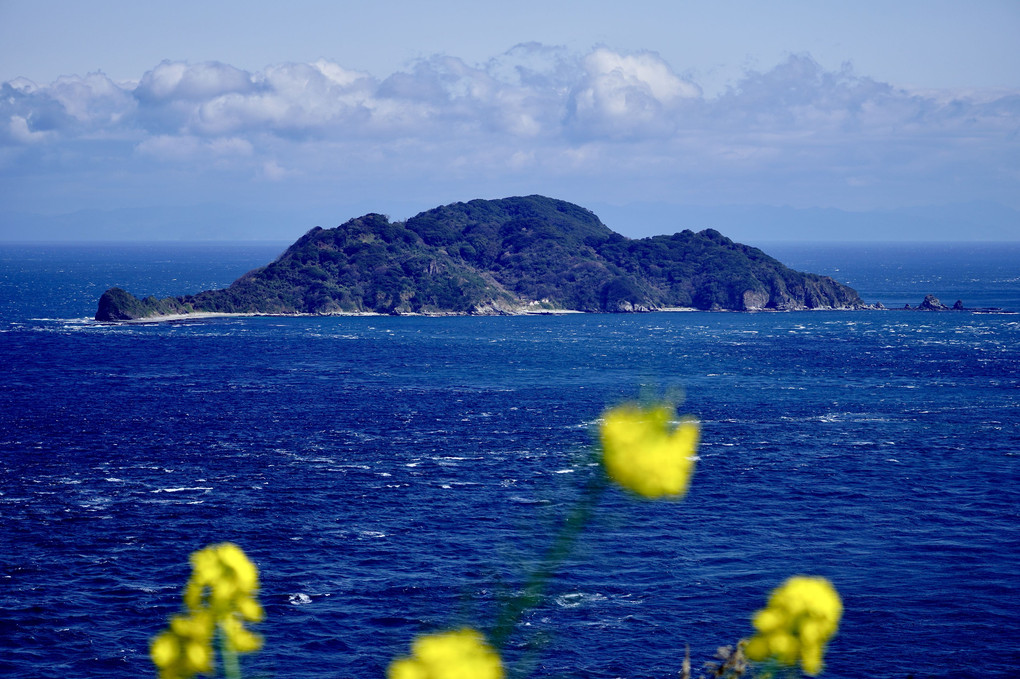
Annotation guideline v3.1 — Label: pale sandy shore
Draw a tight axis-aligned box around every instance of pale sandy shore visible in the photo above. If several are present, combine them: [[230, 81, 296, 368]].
[[113, 306, 714, 322], [122, 311, 378, 323], [123, 312, 257, 323], [520, 308, 584, 315], [120, 308, 576, 322], [115, 307, 711, 322]]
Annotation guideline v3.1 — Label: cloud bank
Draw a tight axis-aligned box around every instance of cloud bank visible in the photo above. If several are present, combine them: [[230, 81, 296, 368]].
[[2, 44, 1018, 229]]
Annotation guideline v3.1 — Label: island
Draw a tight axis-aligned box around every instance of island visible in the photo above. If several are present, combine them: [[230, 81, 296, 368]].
[[902, 295, 1006, 313], [95, 195, 866, 321]]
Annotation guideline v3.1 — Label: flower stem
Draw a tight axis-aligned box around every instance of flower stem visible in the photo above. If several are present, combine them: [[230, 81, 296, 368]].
[[219, 626, 242, 679], [490, 465, 608, 649]]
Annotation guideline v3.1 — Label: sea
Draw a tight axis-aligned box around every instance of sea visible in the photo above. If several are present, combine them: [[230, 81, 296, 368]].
[[1, 241, 1018, 679]]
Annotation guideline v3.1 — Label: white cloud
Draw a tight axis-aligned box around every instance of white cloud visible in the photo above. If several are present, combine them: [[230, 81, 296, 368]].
[[8, 114, 52, 143], [0, 71, 136, 145], [48, 72, 134, 124], [589, 48, 700, 102], [131, 60, 380, 136], [135, 61, 253, 102], [1, 47, 1017, 213], [7, 77, 40, 94], [485, 43, 579, 90], [567, 48, 701, 139]]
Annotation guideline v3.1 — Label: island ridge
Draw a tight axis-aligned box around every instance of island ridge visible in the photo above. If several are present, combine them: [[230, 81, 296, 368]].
[[95, 195, 865, 321]]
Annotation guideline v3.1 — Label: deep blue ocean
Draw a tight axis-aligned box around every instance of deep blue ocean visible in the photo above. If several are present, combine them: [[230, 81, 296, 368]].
[[1, 242, 1018, 678]]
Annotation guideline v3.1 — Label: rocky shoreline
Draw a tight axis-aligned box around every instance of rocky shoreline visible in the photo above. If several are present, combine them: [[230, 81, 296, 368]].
[[95, 297, 1015, 324]]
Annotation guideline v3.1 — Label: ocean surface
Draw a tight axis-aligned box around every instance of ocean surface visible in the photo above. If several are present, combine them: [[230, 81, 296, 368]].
[[1, 241, 1018, 678]]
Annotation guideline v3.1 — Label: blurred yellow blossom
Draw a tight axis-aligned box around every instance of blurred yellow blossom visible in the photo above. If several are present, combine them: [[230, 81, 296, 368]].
[[388, 628, 503, 679], [185, 542, 261, 617], [150, 611, 215, 679], [599, 402, 699, 498], [151, 543, 263, 678], [183, 542, 263, 658], [744, 576, 842, 675]]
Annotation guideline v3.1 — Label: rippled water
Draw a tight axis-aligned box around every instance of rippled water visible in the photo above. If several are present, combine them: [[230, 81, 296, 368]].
[[1, 243, 1018, 678]]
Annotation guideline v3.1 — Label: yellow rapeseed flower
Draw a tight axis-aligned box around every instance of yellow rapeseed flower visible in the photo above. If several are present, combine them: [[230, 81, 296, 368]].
[[151, 543, 263, 678], [388, 628, 504, 679], [185, 542, 260, 614], [150, 611, 215, 679], [599, 402, 699, 498], [744, 576, 842, 675]]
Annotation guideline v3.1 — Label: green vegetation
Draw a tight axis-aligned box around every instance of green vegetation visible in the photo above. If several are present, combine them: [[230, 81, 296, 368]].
[[95, 196, 863, 321], [96, 287, 194, 320]]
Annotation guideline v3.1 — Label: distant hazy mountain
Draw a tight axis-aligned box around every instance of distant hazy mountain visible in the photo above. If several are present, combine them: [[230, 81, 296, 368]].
[[95, 196, 864, 320]]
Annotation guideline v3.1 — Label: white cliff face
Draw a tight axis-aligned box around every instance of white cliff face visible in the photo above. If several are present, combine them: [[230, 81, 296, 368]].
[[742, 289, 770, 311]]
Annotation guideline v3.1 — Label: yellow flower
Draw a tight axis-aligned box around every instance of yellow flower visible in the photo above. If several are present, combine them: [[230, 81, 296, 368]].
[[745, 576, 842, 675], [599, 402, 699, 498], [185, 542, 260, 614], [388, 628, 504, 679], [151, 543, 263, 678], [220, 614, 263, 653], [149, 611, 215, 679]]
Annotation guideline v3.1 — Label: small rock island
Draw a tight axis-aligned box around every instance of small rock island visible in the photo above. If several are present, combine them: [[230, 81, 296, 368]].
[[95, 195, 866, 321], [902, 295, 1004, 313]]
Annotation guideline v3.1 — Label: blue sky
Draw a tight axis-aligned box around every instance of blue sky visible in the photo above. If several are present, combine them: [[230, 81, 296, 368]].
[[1, 0, 1018, 241]]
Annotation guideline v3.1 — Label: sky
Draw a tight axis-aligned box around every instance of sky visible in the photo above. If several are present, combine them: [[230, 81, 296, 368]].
[[1, 0, 1018, 241]]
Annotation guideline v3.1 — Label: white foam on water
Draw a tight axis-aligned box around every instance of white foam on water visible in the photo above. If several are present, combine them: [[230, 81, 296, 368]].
[[555, 592, 608, 608]]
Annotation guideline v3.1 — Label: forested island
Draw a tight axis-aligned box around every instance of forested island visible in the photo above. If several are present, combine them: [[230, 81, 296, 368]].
[[95, 195, 866, 321]]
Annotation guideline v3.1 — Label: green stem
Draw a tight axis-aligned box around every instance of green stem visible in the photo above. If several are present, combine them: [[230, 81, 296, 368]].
[[219, 624, 242, 679], [490, 466, 608, 650]]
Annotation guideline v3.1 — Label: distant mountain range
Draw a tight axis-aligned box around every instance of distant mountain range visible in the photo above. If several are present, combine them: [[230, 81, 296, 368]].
[[95, 196, 867, 320]]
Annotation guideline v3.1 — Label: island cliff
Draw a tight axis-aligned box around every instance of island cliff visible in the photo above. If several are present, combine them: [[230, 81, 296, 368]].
[[95, 195, 864, 321]]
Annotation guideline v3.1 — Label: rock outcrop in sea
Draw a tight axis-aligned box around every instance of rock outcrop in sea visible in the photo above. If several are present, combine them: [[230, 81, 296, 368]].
[[95, 195, 867, 321], [918, 294, 950, 311]]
